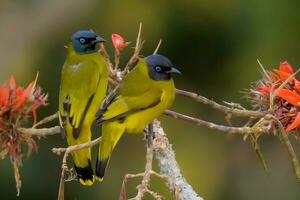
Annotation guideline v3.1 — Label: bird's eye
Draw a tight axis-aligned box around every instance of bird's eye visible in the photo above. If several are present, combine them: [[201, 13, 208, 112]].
[[155, 65, 162, 72], [79, 37, 86, 44]]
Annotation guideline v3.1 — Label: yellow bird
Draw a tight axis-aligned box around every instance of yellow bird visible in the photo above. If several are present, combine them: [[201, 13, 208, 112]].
[[95, 54, 181, 180], [59, 30, 108, 185]]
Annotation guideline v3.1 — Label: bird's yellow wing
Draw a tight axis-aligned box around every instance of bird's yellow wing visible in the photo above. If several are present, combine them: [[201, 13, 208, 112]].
[[98, 87, 162, 123], [59, 59, 102, 138], [95, 88, 162, 179]]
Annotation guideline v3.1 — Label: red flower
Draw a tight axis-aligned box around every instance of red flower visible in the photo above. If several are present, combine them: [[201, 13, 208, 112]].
[[286, 112, 300, 132], [111, 33, 125, 49], [276, 89, 300, 106], [0, 87, 9, 107], [255, 62, 300, 132], [274, 61, 294, 81], [12, 81, 34, 110], [0, 75, 47, 127]]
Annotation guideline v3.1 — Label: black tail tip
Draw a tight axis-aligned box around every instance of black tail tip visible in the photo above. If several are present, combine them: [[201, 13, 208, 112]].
[[95, 158, 109, 180], [74, 164, 94, 186]]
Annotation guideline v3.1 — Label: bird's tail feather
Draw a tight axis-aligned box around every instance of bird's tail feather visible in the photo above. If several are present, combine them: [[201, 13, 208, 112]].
[[95, 157, 109, 181], [96, 122, 125, 180], [74, 160, 95, 186]]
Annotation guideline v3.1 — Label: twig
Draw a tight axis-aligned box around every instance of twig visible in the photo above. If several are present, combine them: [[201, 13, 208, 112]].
[[257, 59, 270, 80], [164, 110, 269, 134], [275, 119, 300, 182], [114, 49, 121, 70], [52, 137, 101, 156], [153, 39, 162, 55], [13, 160, 21, 197], [32, 112, 59, 128], [99, 44, 114, 75], [176, 89, 265, 118], [119, 173, 144, 200], [18, 126, 61, 137], [249, 133, 269, 173], [57, 167, 65, 200], [122, 23, 144, 75]]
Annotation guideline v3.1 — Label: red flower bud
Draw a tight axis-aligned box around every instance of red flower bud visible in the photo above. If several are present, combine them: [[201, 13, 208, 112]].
[[9, 75, 16, 90], [112, 33, 125, 49], [280, 61, 293, 75]]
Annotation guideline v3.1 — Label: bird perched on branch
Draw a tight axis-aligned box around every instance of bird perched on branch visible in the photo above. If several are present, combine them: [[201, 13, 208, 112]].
[[95, 54, 181, 180], [59, 30, 108, 186]]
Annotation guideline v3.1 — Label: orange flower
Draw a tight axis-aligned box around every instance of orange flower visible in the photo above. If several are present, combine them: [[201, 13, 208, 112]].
[[255, 62, 300, 132], [276, 89, 300, 106], [0, 75, 47, 126], [274, 61, 294, 81], [12, 81, 34, 110], [286, 112, 300, 132], [0, 87, 9, 107]]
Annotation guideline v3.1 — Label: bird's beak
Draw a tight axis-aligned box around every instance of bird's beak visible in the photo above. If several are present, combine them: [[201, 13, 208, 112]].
[[167, 67, 181, 75], [92, 36, 106, 44]]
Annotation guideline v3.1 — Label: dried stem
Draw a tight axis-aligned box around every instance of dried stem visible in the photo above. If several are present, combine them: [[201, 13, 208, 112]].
[[99, 44, 114, 76], [153, 39, 162, 55], [114, 49, 121, 71], [13, 159, 21, 197], [33, 112, 58, 128], [122, 23, 144, 75], [275, 119, 300, 182], [57, 167, 65, 200], [257, 59, 270, 80]]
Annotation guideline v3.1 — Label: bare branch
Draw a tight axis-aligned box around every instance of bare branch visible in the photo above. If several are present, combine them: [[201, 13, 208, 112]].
[[176, 89, 265, 118], [153, 120, 203, 200], [164, 110, 268, 134], [52, 137, 101, 156], [18, 126, 61, 137]]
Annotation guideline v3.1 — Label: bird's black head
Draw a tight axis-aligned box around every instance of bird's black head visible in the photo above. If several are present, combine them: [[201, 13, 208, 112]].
[[71, 30, 105, 54], [146, 54, 181, 81]]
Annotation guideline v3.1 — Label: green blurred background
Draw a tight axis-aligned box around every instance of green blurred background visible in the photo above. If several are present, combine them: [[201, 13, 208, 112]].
[[1, 0, 300, 199]]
